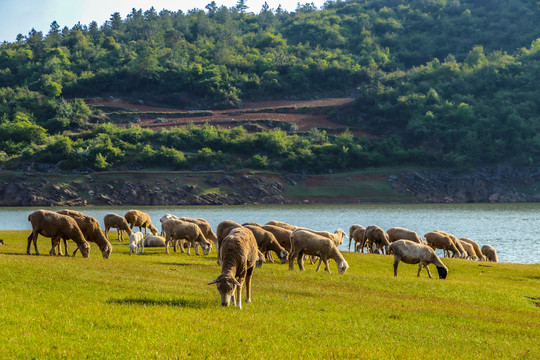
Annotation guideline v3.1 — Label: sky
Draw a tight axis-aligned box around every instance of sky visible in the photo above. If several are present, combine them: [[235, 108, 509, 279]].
[[0, 0, 328, 43]]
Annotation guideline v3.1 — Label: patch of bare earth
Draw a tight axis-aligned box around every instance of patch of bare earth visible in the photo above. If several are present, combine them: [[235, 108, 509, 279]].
[[87, 97, 370, 136]]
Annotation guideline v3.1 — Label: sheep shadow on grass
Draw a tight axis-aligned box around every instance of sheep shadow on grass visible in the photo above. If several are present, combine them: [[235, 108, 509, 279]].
[[108, 297, 209, 309]]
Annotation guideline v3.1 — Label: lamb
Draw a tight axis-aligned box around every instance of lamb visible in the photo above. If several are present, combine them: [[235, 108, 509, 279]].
[[57, 209, 112, 259], [27, 209, 90, 258], [460, 237, 485, 261], [289, 229, 349, 274], [265, 220, 298, 231], [261, 224, 292, 251], [144, 233, 166, 247], [388, 239, 448, 279], [162, 219, 212, 255], [387, 226, 424, 244], [481, 245, 499, 262], [104, 213, 132, 241], [128, 232, 144, 254], [124, 210, 158, 235], [243, 224, 288, 264], [208, 227, 263, 309], [362, 225, 391, 254], [458, 240, 478, 260], [349, 224, 365, 252]]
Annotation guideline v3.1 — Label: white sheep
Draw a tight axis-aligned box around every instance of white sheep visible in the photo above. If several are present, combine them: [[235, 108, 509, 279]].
[[363, 225, 390, 254], [387, 226, 425, 244], [388, 239, 448, 279], [289, 229, 349, 274], [424, 230, 461, 258], [162, 219, 212, 255], [208, 227, 263, 309], [144, 233, 166, 247], [481, 244, 499, 262], [128, 232, 144, 254], [104, 213, 132, 241]]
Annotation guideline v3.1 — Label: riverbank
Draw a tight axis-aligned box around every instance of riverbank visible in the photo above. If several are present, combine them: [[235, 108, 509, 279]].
[[0, 230, 538, 359], [2, 165, 540, 206]]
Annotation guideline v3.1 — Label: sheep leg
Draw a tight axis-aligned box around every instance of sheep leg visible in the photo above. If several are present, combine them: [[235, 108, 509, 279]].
[[265, 251, 274, 263], [193, 241, 200, 256], [323, 258, 331, 273], [62, 238, 69, 256], [393, 256, 401, 277], [186, 241, 191, 255], [315, 258, 323, 272], [424, 264, 433, 278], [245, 268, 254, 303], [310, 256, 317, 265], [298, 251, 305, 271], [49, 236, 59, 256], [288, 249, 297, 271]]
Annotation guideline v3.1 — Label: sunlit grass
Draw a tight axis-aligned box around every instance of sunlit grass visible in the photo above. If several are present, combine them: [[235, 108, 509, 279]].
[[0, 230, 538, 359]]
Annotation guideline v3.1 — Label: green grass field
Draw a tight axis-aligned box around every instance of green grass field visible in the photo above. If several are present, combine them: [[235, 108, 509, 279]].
[[1, 230, 538, 359]]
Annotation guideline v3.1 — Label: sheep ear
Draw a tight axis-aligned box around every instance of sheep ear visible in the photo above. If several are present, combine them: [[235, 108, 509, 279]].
[[208, 278, 219, 285]]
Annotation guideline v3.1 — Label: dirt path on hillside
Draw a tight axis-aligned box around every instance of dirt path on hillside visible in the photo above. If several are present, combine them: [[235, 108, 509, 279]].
[[87, 97, 370, 136]]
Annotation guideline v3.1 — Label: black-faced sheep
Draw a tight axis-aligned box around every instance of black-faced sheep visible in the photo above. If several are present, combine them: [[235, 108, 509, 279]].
[[243, 224, 288, 264], [104, 213, 132, 242], [349, 224, 365, 252], [27, 210, 90, 258], [388, 239, 448, 279], [208, 227, 262, 309], [424, 231, 461, 258], [363, 225, 391, 254], [387, 226, 425, 244], [460, 237, 485, 261], [289, 229, 349, 274], [57, 209, 113, 259], [481, 244, 499, 262], [124, 210, 158, 235]]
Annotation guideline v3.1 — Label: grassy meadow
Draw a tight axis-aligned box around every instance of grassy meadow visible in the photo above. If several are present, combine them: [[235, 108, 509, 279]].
[[0, 230, 538, 359]]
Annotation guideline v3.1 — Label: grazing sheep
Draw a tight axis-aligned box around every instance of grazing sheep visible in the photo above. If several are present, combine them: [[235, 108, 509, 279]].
[[289, 229, 349, 274], [163, 219, 212, 255], [265, 220, 298, 231], [387, 227, 424, 244], [460, 237, 485, 261], [216, 220, 243, 264], [27, 210, 90, 258], [388, 240, 448, 279], [179, 217, 218, 246], [124, 210, 158, 235], [244, 224, 288, 264], [128, 232, 144, 254], [363, 225, 391, 254], [104, 213, 132, 242], [424, 231, 461, 258], [208, 227, 262, 309], [57, 209, 112, 259], [445, 232, 467, 259], [160, 214, 178, 236], [349, 224, 365, 252], [261, 224, 292, 251], [144, 233, 166, 247], [0, 239, 4, 245], [458, 240, 478, 260], [481, 245, 499, 262]]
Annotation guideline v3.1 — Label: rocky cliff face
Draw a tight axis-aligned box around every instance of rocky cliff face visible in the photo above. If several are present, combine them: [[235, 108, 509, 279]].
[[0, 173, 288, 206], [391, 166, 540, 203]]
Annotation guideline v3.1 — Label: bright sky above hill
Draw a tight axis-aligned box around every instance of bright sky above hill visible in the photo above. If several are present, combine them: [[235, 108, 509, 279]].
[[0, 0, 327, 43]]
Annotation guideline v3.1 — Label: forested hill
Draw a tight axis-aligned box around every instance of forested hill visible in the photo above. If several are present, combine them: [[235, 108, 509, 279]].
[[1, 0, 540, 174]]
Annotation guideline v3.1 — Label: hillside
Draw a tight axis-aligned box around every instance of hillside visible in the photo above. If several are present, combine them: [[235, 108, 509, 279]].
[[1, 0, 540, 198]]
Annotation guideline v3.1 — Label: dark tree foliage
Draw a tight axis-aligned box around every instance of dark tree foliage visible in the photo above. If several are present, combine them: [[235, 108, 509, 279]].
[[0, 0, 539, 171]]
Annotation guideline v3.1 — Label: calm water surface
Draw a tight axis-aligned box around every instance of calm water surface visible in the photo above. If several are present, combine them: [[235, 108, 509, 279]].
[[2, 203, 539, 264]]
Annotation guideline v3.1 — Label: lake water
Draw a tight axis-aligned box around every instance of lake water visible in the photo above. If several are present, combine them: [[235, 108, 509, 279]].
[[2, 203, 539, 264]]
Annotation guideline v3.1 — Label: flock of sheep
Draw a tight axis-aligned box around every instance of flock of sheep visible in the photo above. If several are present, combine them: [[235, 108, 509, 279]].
[[26, 209, 499, 309]]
